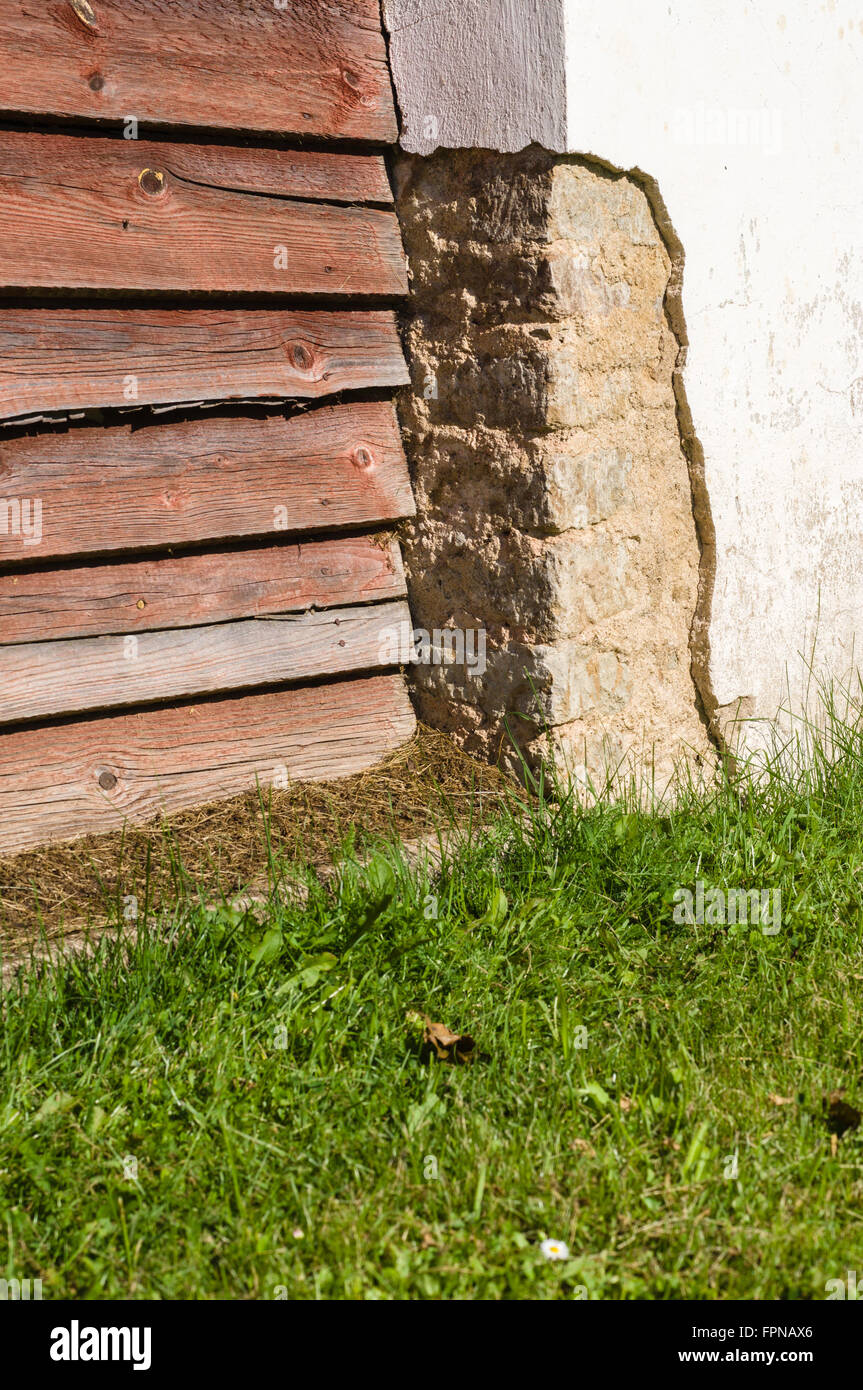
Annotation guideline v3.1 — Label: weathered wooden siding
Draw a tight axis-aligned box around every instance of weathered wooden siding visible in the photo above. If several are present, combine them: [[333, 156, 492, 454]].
[[0, 405, 414, 563], [0, 675, 416, 857], [0, 132, 407, 294], [0, 1, 397, 142], [0, 538, 407, 644], [0, 601, 411, 723], [0, 0, 415, 854], [0, 309, 409, 422]]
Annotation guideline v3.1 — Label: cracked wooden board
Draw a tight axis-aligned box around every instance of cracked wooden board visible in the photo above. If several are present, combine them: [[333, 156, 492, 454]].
[[0, 536, 406, 645], [0, 137, 394, 205], [0, 401, 415, 564], [0, 0, 398, 143], [0, 672, 417, 856], [0, 131, 407, 294], [0, 598, 410, 724], [0, 309, 409, 422]]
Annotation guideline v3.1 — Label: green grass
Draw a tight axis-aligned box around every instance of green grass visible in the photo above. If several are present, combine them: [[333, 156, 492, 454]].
[[4, 699, 863, 1300]]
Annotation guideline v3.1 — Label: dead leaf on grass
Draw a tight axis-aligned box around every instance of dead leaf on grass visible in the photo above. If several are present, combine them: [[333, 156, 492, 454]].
[[824, 1089, 862, 1138], [407, 1010, 476, 1063], [768, 1093, 795, 1106]]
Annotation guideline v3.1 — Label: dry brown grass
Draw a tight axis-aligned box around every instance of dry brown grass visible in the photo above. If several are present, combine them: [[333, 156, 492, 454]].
[[0, 725, 523, 949]]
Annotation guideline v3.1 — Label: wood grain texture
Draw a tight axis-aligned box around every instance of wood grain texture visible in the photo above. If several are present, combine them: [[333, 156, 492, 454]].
[[0, 137, 394, 205], [0, 537, 406, 645], [0, 599, 410, 723], [0, 673, 416, 856], [0, 132, 407, 294], [0, 0, 398, 143], [0, 402, 415, 563], [0, 309, 409, 422]]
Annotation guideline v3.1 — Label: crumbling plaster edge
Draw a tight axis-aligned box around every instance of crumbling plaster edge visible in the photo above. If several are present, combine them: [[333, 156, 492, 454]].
[[624, 161, 720, 750]]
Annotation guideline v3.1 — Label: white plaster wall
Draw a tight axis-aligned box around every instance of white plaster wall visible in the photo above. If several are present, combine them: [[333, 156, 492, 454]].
[[564, 0, 863, 733], [384, 0, 863, 734]]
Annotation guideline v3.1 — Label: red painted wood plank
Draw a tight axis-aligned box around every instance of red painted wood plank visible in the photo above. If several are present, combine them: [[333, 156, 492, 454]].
[[0, 0, 398, 143], [0, 673, 416, 856], [0, 309, 409, 422], [0, 138, 393, 205], [76, 142, 395, 204], [0, 402, 415, 563], [0, 536, 406, 644], [0, 132, 407, 294], [0, 599, 411, 724]]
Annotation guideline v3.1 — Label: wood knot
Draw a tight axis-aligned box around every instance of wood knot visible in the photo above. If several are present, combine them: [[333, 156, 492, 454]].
[[288, 341, 314, 372], [342, 68, 375, 108], [352, 445, 375, 471], [97, 769, 118, 791], [138, 168, 166, 196], [88, 72, 104, 92]]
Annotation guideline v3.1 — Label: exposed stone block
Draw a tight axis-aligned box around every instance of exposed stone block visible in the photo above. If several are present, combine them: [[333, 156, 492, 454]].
[[394, 145, 713, 785], [536, 444, 633, 532]]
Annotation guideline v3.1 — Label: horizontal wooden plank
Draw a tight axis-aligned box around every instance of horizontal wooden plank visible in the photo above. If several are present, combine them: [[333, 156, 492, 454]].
[[0, 0, 398, 143], [0, 599, 410, 723], [0, 137, 393, 205], [0, 132, 407, 294], [0, 537, 406, 645], [0, 309, 409, 422], [0, 402, 415, 563], [0, 673, 416, 856]]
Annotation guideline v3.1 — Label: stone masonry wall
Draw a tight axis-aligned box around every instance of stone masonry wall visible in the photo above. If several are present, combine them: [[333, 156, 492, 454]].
[[393, 146, 713, 787]]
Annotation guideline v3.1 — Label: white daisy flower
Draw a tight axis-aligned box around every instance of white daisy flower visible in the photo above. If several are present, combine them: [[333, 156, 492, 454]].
[[540, 1238, 570, 1261]]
